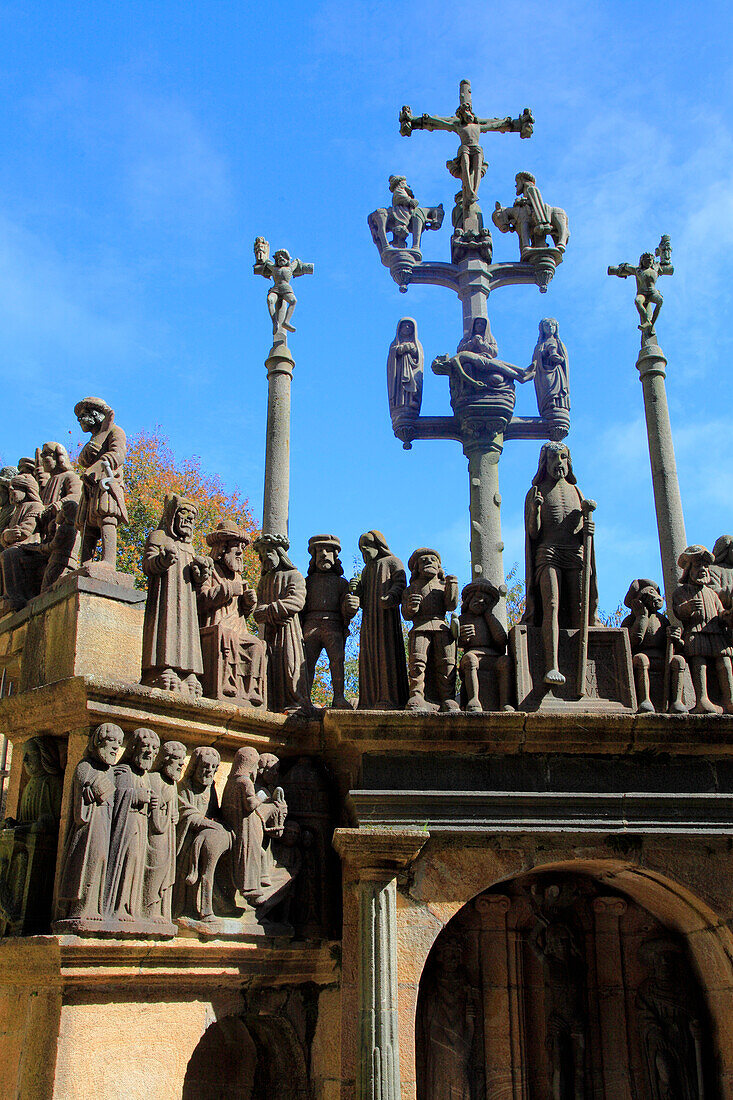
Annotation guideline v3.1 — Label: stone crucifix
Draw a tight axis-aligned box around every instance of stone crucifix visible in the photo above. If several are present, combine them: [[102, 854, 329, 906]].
[[399, 80, 533, 229], [253, 237, 314, 539]]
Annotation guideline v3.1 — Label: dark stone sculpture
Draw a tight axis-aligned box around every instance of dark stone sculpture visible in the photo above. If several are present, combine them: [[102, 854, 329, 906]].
[[622, 578, 686, 713], [40, 498, 80, 591], [174, 746, 230, 923], [303, 535, 356, 710], [0, 736, 64, 935], [0, 466, 18, 539], [348, 531, 408, 710], [401, 548, 459, 712], [523, 442, 598, 686], [197, 521, 266, 706], [57, 722, 124, 928], [492, 172, 569, 257], [387, 318, 424, 429], [253, 534, 309, 713], [74, 397, 129, 568], [418, 935, 479, 1100], [672, 545, 733, 714], [142, 494, 212, 696], [530, 913, 587, 1100], [367, 177, 444, 290], [432, 318, 528, 439], [458, 579, 512, 712], [608, 236, 673, 342], [104, 727, 160, 929], [711, 535, 733, 605], [282, 756, 335, 937], [143, 740, 186, 927], [526, 319, 570, 438], [0, 474, 44, 612], [637, 938, 704, 1100], [253, 239, 314, 338]]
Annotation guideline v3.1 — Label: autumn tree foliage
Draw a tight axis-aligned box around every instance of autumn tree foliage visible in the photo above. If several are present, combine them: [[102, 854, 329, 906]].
[[116, 429, 260, 588]]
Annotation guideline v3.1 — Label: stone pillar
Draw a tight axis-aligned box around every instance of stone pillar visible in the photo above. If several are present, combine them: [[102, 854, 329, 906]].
[[333, 827, 429, 1100], [467, 445, 507, 627], [262, 342, 294, 537], [592, 896, 631, 1100], [476, 894, 526, 1100], [636, 341, 687, 618]]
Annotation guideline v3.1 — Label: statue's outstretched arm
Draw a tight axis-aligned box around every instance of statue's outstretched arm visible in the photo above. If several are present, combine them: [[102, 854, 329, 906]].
[[254, 259, 275, 279], [478, 115, 513, 133], [416, 114, 457, 132], [607, 262, 636, 278]]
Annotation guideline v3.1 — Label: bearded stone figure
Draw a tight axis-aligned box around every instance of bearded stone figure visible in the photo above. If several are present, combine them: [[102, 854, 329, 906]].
[[143, 740, 186, 927], [347, 530, 408, 710], [253, 534, 309, 713], [142, 495, 212, 696]]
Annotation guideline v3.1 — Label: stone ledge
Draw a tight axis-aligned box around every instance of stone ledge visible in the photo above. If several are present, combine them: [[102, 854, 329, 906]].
[[350, 789, 733, 834], [0, 934, 340, 990]]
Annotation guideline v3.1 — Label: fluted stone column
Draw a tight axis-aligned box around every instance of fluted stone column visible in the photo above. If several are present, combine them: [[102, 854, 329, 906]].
[[262, 342, 294, 537], [636, 340, 686, 618], [334, 827, 428, 1100], [593, 896, 631, 1100]]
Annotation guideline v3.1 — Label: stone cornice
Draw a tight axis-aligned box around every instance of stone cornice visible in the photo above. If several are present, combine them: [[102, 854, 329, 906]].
[[332, 826, 429, 877]]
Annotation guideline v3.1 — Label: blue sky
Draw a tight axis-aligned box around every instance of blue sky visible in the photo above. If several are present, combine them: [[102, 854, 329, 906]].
[[1, 1, 732, 612]]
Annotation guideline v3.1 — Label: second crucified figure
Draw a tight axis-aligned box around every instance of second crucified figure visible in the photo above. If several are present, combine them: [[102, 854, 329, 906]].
[[253, 237, 314, 338]]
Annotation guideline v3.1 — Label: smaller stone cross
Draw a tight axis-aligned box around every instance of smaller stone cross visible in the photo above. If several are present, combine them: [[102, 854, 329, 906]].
[[253, 237, 314, 342]]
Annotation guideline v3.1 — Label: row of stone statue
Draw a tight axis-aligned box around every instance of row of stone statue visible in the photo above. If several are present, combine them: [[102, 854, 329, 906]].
[[0, 397, 127, 611], [19, 727, 329, 936]]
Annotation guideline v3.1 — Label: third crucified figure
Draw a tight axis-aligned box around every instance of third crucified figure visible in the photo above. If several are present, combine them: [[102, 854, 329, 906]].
[[399, 80, 533, 217]]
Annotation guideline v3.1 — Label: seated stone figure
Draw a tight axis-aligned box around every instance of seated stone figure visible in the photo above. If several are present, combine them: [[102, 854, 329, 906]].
[[174, 746, 231, 923], [197, 521, 266, 706], [672, 545, 733, 714], [622, 578, 686, 714], [40, 498, 80, 591], [401, 548, 459, 712], [0, 736, 64, 935], [458, 580, 513, 712], [0, 474, 44, 612]]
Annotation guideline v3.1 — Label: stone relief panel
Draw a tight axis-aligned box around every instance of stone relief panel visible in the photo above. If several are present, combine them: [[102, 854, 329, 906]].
[[416, 872, 717, 1100]]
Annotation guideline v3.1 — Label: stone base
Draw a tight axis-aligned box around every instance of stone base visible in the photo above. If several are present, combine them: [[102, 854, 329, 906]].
[[511, 623, 636, 712], [70, 561, 137, 588], [176, 914, 293, 938], [53, 917, 177, 938]]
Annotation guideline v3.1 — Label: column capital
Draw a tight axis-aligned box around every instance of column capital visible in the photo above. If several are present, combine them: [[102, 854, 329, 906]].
[[265, 342, 295, 378], [592, 895, 627, 917], [333, 826, 428, 879], [636, 341, 667, 380]]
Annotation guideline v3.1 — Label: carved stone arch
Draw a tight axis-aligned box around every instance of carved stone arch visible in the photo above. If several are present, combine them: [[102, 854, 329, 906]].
[[182, 1011, 311, 1100], [414, 861, 730, 1100]]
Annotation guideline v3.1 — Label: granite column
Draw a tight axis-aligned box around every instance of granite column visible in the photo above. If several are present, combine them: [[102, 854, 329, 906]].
[[262, 341, 294, 537]]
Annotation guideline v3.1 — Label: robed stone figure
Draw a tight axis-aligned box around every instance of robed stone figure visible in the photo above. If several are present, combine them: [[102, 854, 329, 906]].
[[142, 494, 211, 696], [348, 530, 409, 709], [253, 534, 309, 713], [387, 317, 424, 422]]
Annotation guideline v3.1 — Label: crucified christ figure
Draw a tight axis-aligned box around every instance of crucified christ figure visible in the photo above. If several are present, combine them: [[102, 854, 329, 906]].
[[399, 80, 533, 216], [253, 238, 314, 337]]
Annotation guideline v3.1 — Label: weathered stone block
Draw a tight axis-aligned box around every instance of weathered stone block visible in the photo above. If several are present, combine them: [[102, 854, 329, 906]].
[[511, 623, 636, 712]]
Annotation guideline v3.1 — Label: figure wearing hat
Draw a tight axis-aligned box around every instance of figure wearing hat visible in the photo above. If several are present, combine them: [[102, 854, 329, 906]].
[[253, 534, 309, 713], [197, 522, 266, 707], [303, 535, 357, 710], [621, 578, 686, 714], [401, 548, 459, 712], [672, 546, 733, 714], [386, 175, 419, 248], [458, 579, 513, 712], [74, 397, 129, 569]]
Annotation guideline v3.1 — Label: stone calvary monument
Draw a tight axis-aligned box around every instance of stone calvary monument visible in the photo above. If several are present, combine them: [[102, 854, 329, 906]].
[[0, 82, 731, 1100]]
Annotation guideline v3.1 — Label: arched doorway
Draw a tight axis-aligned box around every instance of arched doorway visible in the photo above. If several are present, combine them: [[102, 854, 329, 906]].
[[416, 870, 720, 1100], [182, 1013, 310, 1100]]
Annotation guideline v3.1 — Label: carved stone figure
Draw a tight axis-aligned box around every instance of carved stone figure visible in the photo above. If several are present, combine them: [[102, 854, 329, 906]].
[[523, 442, 598, 686], [0, 466, 18, 540], [418, 935, 479, 1100], [174, 746, 230, 923], [458, 579, 512, 712], [347, 531, 408, 710], [253, 240, 314, 337], [0, 736, 64, 935], [399, 84, 533, 218], [74, 397, 129, 567], [402, 548, 459, 712], [253, 534, 309, 713], [530, 914, 587, 1100], [40, 498, 80, 591], [637, 938, 704, 1100], [142, 495, 211, 696], [387, 318, 424, 424], [492, 172, 569, 256], [143, 740, 186, 926], [608, 236, 673, 340], [672, 545, 733, 714], [282, 756, 335, 937], [197, 521, 266, 706], [220, 747, 294, 920], [622, 578, 686, 713], [0, 474, 44, 612], [57, 722, 124, 926], [368, 176, 444, 253], [711, 535, 733, 605], [303, 535, 356, 710], [37, 442, 82, 546], [526, 318, 570, 436], [104, 727, 160, 927]]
